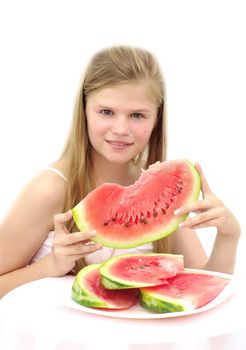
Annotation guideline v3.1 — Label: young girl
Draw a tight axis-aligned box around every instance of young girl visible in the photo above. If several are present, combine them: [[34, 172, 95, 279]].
[[0, 45, 241, 298]]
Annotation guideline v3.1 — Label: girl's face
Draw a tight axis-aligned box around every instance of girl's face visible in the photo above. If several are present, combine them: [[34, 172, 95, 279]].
[[85, 82, 158, 164]]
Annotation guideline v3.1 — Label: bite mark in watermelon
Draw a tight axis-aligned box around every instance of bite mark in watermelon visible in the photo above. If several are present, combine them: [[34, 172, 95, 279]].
[[72, 159, 201, 248], [139, 271, 230, 313], [99, 253, 184, 289], [71, 263, 138, 309]]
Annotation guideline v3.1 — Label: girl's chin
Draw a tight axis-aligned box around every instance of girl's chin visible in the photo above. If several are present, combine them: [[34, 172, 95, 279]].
[[92, 148, 140, 164]]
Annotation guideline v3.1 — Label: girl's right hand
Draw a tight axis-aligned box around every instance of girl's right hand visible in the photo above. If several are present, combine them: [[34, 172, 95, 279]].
[[49, 210, 102, 276]]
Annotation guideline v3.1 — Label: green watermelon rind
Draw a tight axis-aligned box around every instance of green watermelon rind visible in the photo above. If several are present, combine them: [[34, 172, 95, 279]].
[[71, 263, 110, 308], [99, 253, 184, 289], [72, 159, 201, 248], [139, 291, 193, 313]]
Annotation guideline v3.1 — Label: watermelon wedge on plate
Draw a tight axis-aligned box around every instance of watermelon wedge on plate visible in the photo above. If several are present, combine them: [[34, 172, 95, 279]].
[[71, 263, 138, 309], [99, 253, 184, 289], [139, 270, 230, 313]]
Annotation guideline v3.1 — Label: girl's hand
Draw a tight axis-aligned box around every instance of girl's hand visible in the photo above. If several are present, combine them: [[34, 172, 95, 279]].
[[50, 210, 102, 276], [174, 163, 241, 237]]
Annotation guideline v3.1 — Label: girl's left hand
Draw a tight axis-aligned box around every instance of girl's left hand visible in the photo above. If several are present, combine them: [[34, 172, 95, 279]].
[[174, 162, 241, 237]]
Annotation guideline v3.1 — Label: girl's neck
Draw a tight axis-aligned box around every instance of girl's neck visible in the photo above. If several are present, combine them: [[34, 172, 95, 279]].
[[91, 152, 141, 187]]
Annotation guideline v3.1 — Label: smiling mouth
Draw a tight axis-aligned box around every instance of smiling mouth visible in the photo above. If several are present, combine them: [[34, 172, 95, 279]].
[[106, 140, 133, 147]]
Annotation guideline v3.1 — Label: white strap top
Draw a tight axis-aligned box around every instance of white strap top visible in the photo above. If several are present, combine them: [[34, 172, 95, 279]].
[[31, 230, 153, 265], [43, 167, 68, 182]]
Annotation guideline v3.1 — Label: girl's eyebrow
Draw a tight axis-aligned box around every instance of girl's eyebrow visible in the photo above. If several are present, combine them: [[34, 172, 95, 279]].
[[95, 105, 152, 113]]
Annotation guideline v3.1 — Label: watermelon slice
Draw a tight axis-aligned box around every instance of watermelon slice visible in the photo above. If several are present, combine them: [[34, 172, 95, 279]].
[[99, 253, 184, 289], [71, 263, 138, 309], [139, 271, 230, 313], [72, 159, 200, 248]]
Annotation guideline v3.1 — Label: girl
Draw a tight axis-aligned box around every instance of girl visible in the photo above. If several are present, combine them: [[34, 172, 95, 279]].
[[0, 46, 241, 298]]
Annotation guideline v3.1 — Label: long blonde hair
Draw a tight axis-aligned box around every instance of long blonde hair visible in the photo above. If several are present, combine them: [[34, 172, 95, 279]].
[[60, 45, 173, 271]]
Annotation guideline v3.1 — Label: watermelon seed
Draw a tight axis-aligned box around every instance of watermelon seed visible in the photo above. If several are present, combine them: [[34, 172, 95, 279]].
[[125, 222, 131, 227], [153, 211, 158, 217], [141, 264, 151, 268], [165, 203, 169, 209], [103, 221, 109, 226], [139, 217, 145, 223], [111, 217, 116, 222], [143, 218, 148, 224], [162, 209, 166, 215]]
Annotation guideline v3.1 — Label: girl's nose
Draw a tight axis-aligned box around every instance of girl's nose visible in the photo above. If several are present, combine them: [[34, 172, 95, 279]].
[[111, 117, 130, 136]]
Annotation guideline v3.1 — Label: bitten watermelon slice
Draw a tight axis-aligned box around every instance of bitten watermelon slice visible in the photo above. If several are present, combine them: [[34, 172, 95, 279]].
[[139, 271, 230, 313], [100, 253, 184, 289], [71, 263, 138, 309], [72, 159, 200, 248]]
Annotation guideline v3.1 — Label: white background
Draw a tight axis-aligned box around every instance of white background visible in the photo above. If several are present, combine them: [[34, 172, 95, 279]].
[[0, 0, 245, 274]]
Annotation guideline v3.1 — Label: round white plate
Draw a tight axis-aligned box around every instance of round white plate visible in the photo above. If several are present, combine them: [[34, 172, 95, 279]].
[[65, 268, 234, 319]]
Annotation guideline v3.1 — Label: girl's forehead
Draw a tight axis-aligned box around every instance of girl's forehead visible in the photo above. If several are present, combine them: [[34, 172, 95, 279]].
[[87, 82, 158, 106]]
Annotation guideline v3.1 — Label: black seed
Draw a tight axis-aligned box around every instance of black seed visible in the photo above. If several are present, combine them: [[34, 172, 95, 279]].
[[153, 211, 158, 217], [112, 217, 116, 222], [162, 209, 166, 215], [125, 222, 131, 227], [103, 221, 109, 226], [143, 218, 148, 224], [165, 203, 169, 209], [140, 217, 145, 223], [170, 198, 174, 202]]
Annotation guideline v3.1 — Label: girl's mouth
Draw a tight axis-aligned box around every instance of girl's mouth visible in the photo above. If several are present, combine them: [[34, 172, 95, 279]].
[[106, 140, 133, 148]]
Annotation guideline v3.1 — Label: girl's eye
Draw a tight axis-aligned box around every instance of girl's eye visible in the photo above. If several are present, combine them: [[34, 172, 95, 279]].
[[100, 109, 113, 116], [132, 112, 144, 119]]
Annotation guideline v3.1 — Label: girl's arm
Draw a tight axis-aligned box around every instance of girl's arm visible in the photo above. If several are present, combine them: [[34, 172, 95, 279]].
[[0, 254, 56, 298], [174, 163, 241, 274], [0, 172, 101, 298]]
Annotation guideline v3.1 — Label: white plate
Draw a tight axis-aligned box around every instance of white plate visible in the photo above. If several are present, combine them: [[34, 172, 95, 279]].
[[65, 269, 234, 319]]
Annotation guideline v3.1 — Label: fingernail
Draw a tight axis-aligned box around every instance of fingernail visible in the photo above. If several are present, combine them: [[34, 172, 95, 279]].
[[178, 222, 185, 227], [90, 230, 97, 235], [174, 209, 182, 215]]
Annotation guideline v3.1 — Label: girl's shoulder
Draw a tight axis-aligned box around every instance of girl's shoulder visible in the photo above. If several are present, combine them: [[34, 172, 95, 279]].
[[17, 162, 68, 215]]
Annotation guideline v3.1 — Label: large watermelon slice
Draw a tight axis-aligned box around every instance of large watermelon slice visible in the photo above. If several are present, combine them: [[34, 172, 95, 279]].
[[72, 159, 200, 248], [71, 263, 138, 309], [99, 253, 184, 289], [139, 271, 230, 313]]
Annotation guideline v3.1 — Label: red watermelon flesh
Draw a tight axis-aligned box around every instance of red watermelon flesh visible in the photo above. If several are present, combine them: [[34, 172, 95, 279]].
[[139, 272, 230, 312], [71, 264, 138, 309], [72, 159, 201, 248]]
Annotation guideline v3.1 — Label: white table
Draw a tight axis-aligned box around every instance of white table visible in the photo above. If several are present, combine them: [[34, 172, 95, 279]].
[[0, 274, 246, 350]]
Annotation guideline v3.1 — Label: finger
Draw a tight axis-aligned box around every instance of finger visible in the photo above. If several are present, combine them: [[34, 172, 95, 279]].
[[174, 199, 211, 216], [195, 162, 213, 197], [179, 208, 220, 228], [181, 218, 220, 230], [55, 241, 102, 257], [54, 210, 73, 233], [64, 231, 97, 245]]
